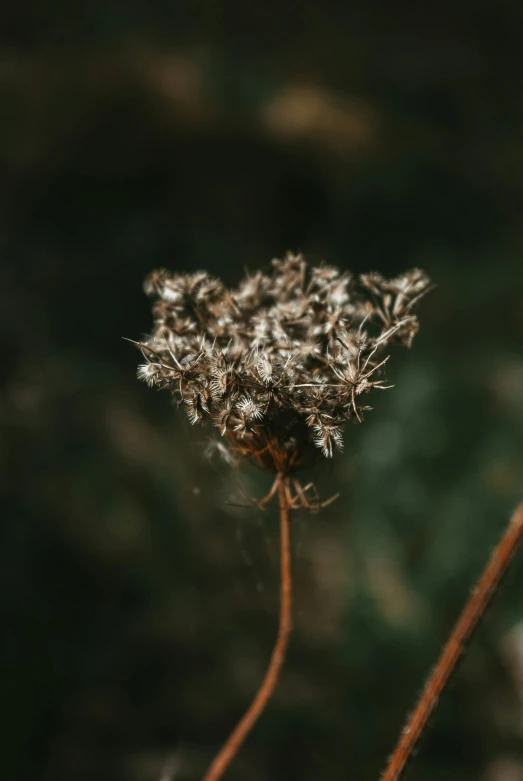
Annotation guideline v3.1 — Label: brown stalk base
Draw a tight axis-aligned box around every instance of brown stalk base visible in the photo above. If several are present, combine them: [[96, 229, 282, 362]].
[[202, 473, 292, 781], [381, 499, 523, 781]]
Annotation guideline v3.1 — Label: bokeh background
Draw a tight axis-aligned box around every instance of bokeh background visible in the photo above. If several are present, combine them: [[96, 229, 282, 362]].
[[4, 2, 523, 780]]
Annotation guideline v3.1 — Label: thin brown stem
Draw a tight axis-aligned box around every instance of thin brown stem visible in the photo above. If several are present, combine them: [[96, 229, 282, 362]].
[[381, 499, 523, 781], [202, 473, 292, 781]]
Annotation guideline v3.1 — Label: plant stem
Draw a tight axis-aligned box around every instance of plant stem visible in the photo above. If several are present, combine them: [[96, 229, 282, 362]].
[[202, 473, 293, 781], [381, 499, 523, 781]]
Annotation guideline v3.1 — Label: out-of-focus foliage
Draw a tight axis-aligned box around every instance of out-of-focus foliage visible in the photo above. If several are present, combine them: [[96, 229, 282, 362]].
[[3, 2, 523, 780]]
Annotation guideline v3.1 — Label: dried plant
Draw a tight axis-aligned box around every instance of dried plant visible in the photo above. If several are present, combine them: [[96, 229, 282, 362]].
[[132, 254, 523, 781], [133, 252, 431, 781], [136, 252, 430, 472]]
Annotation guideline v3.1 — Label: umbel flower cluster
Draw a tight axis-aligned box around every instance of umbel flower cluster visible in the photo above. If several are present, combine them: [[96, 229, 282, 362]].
[[135, 253, 430, 474]]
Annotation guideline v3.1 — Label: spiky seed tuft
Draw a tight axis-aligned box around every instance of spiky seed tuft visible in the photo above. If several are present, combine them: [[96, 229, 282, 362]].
[[133, 253, 430, 473]]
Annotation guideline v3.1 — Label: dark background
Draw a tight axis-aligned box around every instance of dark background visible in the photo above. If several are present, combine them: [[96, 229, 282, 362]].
[[3, 2, 523, 780]]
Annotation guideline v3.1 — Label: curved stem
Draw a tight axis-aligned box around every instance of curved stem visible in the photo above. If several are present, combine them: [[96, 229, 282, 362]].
[[381, 499, 523, 781], [202, 473, 292, 781]]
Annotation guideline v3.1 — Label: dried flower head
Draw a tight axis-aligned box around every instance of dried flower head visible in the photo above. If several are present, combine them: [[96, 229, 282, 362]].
[[134, 253, 430, 474]]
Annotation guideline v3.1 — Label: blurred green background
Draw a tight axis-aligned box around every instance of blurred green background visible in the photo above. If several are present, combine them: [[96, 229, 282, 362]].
[[3, 2, 523, 780]]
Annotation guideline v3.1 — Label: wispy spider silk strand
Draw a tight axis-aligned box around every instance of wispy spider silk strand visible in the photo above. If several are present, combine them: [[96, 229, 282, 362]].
[[202, 474, 292, 781], [381, 498, 523, 781]]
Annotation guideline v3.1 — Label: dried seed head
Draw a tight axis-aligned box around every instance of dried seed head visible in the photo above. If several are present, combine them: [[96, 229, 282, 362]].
[[134, 253, 430, 474]]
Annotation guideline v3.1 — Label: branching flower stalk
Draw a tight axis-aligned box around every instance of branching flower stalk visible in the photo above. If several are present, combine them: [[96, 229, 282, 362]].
[[134, 252, 430, 780], [380, 498, 523, 781]]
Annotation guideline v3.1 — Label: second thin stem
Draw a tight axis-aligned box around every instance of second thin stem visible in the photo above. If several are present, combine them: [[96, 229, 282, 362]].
[[381, 499, 523, 781]]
